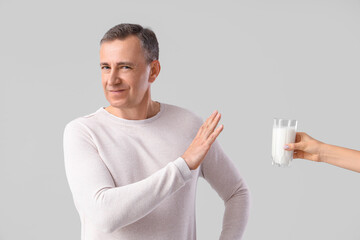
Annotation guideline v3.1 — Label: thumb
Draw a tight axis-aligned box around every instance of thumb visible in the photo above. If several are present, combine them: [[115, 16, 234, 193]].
[[284, 142, 304, 151]]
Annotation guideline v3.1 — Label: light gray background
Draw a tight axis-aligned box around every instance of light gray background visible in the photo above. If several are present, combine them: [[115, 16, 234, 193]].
[[1, 0, 359, 239]]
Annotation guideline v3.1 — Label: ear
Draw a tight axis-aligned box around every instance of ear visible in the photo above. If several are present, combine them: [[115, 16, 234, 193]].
[[148, 60, 161, 83]]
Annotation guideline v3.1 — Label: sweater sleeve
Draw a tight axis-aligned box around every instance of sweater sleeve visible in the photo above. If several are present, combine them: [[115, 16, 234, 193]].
[[63, 121, 192, 233], [199, 139, 250, 240]]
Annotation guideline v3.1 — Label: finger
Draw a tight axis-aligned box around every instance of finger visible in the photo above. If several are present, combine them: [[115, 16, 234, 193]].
[[284, 143, 295, 151], [284, 142, 305, 151], [207, 124, 224, 145], [198, 110, 218, 135], [293, 150, 304, 159], [295, 133, 302, 143], [206, 110, 218, 125], [206, 112, 221, 137]]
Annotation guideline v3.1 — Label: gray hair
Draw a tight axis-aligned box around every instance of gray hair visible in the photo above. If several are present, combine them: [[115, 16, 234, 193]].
[[100, 23, 159, 63]]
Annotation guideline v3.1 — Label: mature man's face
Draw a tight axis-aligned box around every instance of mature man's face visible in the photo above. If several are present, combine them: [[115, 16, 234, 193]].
[[100, 35, 153, 109]]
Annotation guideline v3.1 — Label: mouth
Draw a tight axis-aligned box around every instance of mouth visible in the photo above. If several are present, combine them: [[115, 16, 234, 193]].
[[108, 89, 127, 96], [109, 89, 126, 92]]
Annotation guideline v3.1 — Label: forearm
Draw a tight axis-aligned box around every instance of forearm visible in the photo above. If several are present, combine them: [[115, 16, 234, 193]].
[[220, 181, 250, 240], [320, 143, 360, 173], [88, 157, 191, 232]]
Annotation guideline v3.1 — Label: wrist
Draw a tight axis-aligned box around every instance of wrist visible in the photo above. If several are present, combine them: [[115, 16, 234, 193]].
[[318, 142, 329, 163], [181, 154, 194, 170]]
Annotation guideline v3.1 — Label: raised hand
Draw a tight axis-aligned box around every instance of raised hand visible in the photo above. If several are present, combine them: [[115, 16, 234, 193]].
[[182, 110, 224, 170]]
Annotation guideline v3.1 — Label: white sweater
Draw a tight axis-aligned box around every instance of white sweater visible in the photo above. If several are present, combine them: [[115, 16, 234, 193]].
[[63, 102, 250, 240]]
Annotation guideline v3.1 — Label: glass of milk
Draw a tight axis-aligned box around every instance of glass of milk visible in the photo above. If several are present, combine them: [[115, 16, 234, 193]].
[[272, 118, 298, 167]]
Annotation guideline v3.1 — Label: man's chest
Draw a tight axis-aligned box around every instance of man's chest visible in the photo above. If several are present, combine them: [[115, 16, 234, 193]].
[[93, 126, 194, 185]]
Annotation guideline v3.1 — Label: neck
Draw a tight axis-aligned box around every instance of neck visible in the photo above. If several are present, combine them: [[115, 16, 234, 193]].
[[105, 91, 160, 120]]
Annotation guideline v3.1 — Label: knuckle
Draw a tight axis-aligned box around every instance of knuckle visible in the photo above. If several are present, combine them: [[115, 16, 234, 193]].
[[201, 141, 209, 149]]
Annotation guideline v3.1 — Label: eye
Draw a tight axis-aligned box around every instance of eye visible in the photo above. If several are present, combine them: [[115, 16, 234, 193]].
[[101, 66, 110, 70]]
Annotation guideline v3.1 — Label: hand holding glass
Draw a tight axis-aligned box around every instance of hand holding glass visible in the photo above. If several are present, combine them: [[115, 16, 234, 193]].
[[272, 118, 298, 167]]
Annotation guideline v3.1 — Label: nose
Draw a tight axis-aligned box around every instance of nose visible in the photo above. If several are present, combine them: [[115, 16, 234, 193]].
[[108, 68, 122, 85]]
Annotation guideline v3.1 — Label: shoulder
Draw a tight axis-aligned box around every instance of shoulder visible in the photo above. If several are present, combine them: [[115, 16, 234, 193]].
[[63, 107, 103, 134], [162, 102, 200, 118], [162, 102, 203, 127]]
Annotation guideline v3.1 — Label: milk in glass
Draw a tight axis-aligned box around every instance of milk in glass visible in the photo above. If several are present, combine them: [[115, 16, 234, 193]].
[[272, 119, 297, 167]]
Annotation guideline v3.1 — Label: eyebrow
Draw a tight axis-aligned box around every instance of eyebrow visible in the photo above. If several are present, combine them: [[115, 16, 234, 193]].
[[100, 62, 135, 67]]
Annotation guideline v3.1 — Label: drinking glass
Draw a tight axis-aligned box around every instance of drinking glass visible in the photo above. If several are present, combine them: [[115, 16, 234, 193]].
[[272, 118, 298, 167]]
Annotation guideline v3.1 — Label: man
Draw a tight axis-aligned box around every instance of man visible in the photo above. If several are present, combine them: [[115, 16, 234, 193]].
[[63, 23, 249, 240]]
